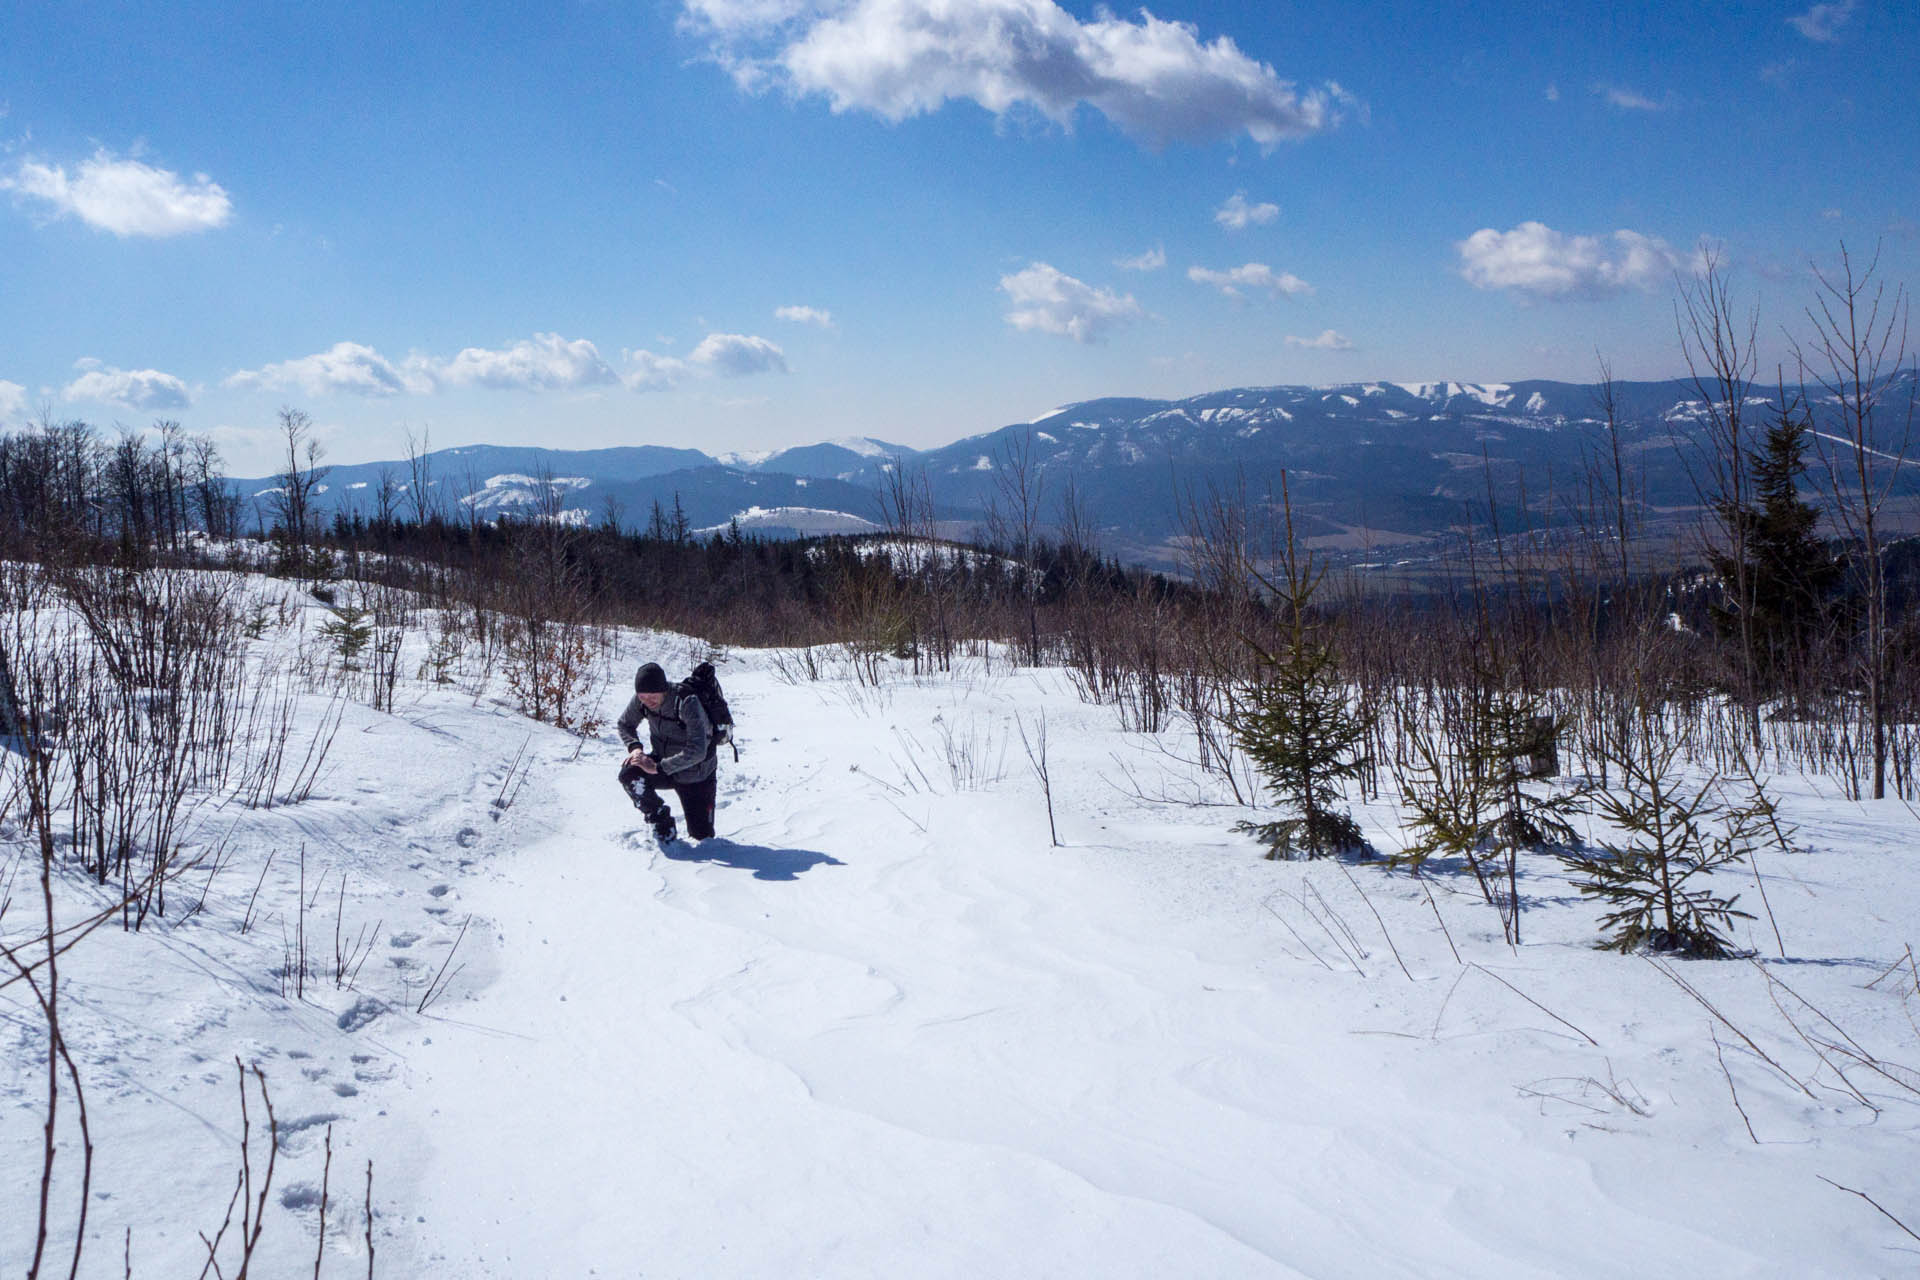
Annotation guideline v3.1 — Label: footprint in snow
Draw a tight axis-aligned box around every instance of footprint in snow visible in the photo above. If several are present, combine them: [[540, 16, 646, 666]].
[[280, 1183, 325, 1211], [275, 1112, 344, 1155]]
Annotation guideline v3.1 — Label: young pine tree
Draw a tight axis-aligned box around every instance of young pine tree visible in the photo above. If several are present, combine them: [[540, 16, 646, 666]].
[[318, 603, 373, 670], [1395, 676, 1581, 944], [1561, 708, 1762, 957], [1707, 393, 1838, 689], [1233, 478, 1370, 860]]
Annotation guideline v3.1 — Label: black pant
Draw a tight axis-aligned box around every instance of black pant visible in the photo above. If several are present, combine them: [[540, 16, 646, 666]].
[[619, 764, 718, 840]]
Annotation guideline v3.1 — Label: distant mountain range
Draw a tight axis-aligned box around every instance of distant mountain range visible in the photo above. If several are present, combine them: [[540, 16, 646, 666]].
[[237, 374, 1920, 569]]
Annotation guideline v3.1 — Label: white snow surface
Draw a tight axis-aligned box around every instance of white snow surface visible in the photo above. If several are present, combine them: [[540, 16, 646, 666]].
[[1393, 382, 1515, 408], [696, 506, 881, 536], [461, 472, 593, 513], [4, 579, 1919, 1277], [826, 436, 896, 458]]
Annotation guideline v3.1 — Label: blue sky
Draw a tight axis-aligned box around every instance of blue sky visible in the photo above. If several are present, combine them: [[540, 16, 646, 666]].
[[3, 0, 1915, 472]]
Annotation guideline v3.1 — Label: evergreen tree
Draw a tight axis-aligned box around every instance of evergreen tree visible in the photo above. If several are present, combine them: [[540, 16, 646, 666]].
[[1559, 708, 1762, 957], [1748, 404, 1839, 670], [1395, 677, 1581, 945], [1707, 394, 1838, 688], [1232, 479, 1370, 859], [318, 603, 373, 670]]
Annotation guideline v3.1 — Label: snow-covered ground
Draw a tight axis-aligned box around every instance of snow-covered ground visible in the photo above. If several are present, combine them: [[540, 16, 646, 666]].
[[4, 578, 1919, 1277]]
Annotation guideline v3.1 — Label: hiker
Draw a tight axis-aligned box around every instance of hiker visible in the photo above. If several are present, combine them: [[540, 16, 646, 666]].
[[617, 662, 718, 843]]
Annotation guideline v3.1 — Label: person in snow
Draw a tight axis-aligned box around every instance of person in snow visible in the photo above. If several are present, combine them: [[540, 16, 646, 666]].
[[617, 662, 717, 843]]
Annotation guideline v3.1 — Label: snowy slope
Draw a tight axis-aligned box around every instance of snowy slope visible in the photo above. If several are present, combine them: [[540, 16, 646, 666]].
[[5, 586, 1919, 1277]]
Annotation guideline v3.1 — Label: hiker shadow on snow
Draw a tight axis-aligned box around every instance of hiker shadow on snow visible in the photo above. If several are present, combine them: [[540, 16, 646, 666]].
[[664, 837, 844, 881]]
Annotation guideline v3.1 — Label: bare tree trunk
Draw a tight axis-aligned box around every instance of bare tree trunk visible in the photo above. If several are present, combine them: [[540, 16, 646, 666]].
[[1676, 249, 1763, 744], [986, 428, 1046, 665], [1799, 242, 1914, 800]]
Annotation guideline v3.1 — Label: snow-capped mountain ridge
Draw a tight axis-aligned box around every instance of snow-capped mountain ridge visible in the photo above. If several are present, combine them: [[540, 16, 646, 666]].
[[232, 372, 1919, 564]]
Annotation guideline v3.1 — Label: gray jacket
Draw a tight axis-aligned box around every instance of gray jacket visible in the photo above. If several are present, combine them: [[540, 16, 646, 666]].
[[617, 687, 715, 783]]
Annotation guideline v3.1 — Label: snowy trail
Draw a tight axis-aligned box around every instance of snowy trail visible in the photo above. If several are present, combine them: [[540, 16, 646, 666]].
[[395, 741, 1302, 1277], [377, 671, 1803, 1279]]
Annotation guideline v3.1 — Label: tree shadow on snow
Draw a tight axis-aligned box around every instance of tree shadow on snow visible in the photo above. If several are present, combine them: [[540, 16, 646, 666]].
[[663, 837, 845, 881]]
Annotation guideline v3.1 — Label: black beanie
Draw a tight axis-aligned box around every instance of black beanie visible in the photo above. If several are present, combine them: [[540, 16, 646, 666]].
[[635, 662, 668, 693]]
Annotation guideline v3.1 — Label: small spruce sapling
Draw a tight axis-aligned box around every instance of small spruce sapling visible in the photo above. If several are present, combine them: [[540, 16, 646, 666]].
[[1232, 475, 1370, 859], [1560, 709, 1761, 957], [1396, 679, 1581, 944], [318, 604, 373, 671]]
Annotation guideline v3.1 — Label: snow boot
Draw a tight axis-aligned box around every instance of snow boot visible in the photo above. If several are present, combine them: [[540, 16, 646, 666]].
[[650, 810, 679, 845]]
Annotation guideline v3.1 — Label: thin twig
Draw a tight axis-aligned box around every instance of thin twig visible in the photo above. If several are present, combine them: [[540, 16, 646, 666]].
[[1421, 876, 1462, 965], [314, 1124, 333, 1279], [1712, 1027, 1760, 1143], [364, 1160, 375, 1280], [1649, 959, 1815, 1098], [1817, 1176, 1920, 1244], [1262, 896, 1335, 972], [416, 914, 473, 1014], [1305, 879, 1370, 964], [1760, 979, 1877, 1110], [1470, 963, 1599, 1046], [1338, 863, 1412, 980], [1864, 951, 1912, 991], [241, 850, 275, 935], [1757, 961, 1919, 1102], [196, 1172, 242, 1280], [1430, 966, 1469, 1040]]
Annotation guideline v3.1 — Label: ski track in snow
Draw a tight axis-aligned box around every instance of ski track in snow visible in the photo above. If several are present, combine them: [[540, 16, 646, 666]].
[[5, 609, 1917, 1277]]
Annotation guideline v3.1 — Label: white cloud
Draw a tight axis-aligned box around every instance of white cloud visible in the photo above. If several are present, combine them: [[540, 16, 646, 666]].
[[1544, 83, 1559, 102], [1214, 191, 1278, 231], [63, 364, 193, 411], [1457, 221, 1684, 299], [689, 333, 790, 377], [216, 330, 790, 399], [438, 333, 619, 391], [226, 341, 433, 397], [2, 149, 232, 238], [624, 350, 693, 392], [775, 304, 835, 327], [999, 262, 1142, 343], [1789, 0, 1857, 41], [1284, 329, 1353, 350], [0, 379, 27, 422], [690, 0, 1353, 148], [626, 334, 787, 387], [1187, 262, 1313, 299], [1115, 245, 1165, 271], [1594, 84, 1670, 112]]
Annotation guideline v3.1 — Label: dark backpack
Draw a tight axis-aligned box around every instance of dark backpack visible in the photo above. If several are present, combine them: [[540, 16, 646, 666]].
[[681, 662, 735, 759]]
